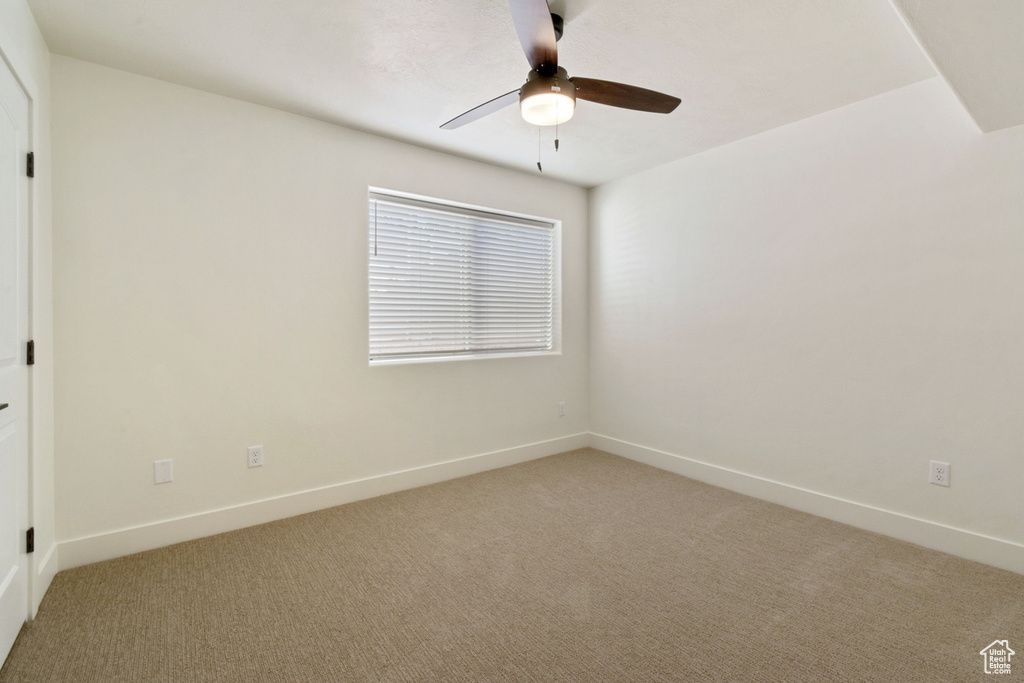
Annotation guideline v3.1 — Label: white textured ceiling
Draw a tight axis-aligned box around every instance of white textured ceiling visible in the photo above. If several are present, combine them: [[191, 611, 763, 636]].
[[25, 0, 945, 186], [891, 0, 1024, 133]]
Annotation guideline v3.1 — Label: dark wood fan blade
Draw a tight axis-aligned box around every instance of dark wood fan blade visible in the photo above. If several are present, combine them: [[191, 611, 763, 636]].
[[569, 78, 681, 113], [509, 0, 558, 72], [440, 90, 520, 129]]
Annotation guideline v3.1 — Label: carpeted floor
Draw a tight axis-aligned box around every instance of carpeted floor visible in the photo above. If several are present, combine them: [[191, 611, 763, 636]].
[[1, 448, 1021, 681]]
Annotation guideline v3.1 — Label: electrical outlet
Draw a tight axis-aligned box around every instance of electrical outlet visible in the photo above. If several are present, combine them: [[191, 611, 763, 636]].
[[558, 401, 566, 417], [248, 445, 264, 468], [154, 459, 173, 484], [929, 460, 950, 487]]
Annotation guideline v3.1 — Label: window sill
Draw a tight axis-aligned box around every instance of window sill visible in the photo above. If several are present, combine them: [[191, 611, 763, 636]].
[[369, 349, 561, 367]]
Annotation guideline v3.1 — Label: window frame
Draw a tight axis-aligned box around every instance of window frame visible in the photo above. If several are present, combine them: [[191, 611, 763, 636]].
[[367, 188, 561, 366]]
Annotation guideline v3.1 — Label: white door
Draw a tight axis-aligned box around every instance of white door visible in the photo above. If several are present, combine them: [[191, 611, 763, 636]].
[[0, 53, 31, 665]]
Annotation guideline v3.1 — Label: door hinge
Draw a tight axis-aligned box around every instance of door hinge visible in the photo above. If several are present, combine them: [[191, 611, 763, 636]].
[[27, 340, 35, 366], [26, 528, 34, 554], [27, 152, 34, 178]]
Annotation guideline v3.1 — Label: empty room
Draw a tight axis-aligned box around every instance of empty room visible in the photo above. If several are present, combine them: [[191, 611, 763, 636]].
[[1, 0, 1022, 680]]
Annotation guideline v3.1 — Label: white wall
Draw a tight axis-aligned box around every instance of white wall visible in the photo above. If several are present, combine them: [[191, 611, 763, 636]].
[[590, 77, 1024, 572], [45, 53, 1024, 575], [51, 56, 588, 567], [0, 0, 55, 612]]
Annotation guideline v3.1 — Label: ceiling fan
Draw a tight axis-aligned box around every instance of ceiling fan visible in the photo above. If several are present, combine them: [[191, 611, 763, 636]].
[[440, 0, 681, 131]]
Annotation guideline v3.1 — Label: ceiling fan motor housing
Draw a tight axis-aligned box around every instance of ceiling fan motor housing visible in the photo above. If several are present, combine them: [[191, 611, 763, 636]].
[[551, 13, 564, 42], [520, 67, 576, 103], [520, 67, 576, 126]]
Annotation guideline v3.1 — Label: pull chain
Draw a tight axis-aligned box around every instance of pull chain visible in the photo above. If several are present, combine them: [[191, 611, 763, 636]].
[[555, 96, 560, 151], [537, 126, 543, 172]]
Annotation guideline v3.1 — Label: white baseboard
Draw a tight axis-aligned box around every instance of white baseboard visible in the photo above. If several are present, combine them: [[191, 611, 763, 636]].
[[57, 433, 590, 570], [56, 431, 1023, 576], [31, 543, 58, 617], [589, 433, 1024, 575]]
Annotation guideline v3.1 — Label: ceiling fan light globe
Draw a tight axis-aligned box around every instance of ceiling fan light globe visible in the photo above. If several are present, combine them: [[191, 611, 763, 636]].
[[521, 92, 575, 126]]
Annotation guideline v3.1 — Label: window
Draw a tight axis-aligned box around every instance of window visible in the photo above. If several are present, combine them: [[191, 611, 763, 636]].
[[368, 190, 557, 363]]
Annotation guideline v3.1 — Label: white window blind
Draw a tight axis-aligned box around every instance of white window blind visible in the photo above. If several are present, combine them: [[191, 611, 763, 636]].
[[369, 192, 555, 362]]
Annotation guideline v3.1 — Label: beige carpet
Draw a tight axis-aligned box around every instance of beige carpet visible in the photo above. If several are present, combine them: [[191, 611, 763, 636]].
[[2, 448, 1021, 681]]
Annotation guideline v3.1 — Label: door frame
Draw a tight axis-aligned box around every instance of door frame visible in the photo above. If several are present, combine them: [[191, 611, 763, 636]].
[[0, 38, 36, 629]]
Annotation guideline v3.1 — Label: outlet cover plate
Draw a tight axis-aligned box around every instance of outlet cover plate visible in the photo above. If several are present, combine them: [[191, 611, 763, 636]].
[[248, 445, 264, 468], [154, 459, 173, 484], [929, 460, 950, 487]]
